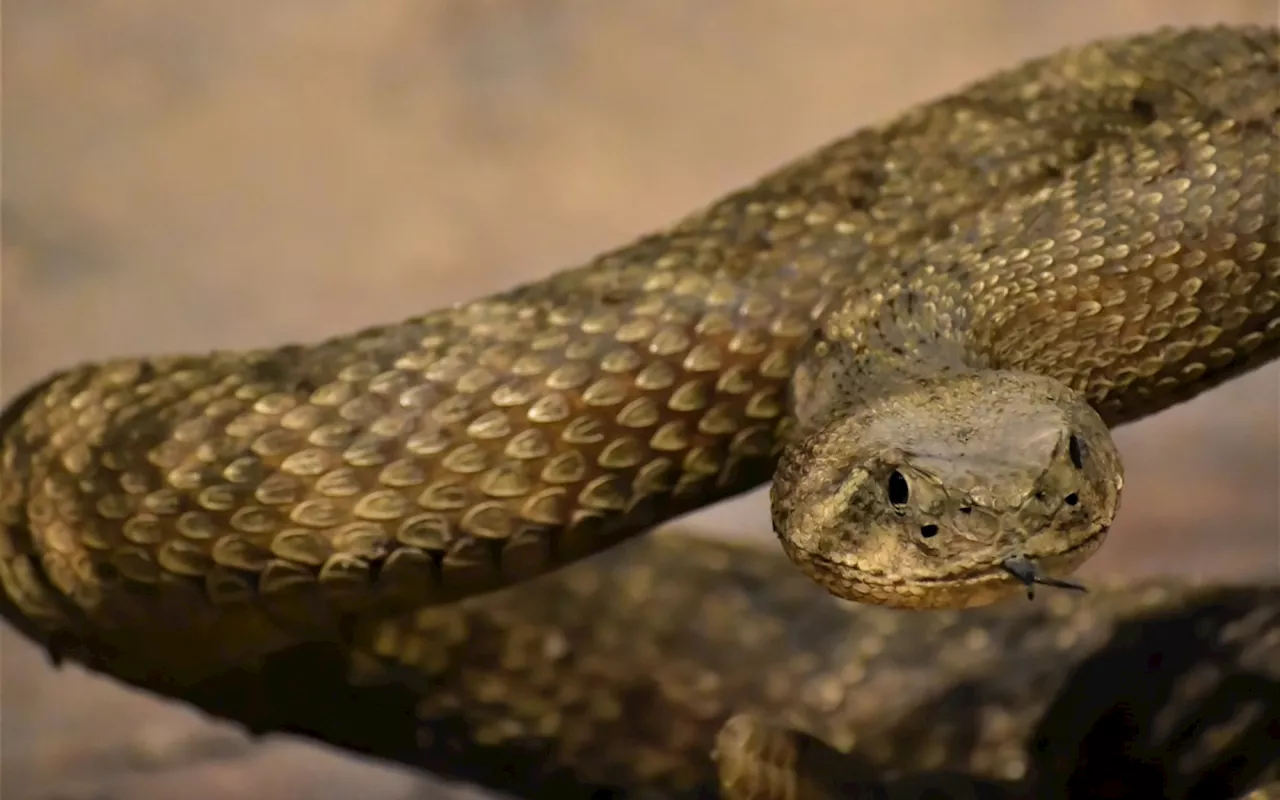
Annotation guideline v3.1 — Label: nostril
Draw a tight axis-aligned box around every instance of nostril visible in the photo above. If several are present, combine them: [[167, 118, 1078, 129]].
[[920, 524, 939, 538], [1064, 493, 1079, 506]]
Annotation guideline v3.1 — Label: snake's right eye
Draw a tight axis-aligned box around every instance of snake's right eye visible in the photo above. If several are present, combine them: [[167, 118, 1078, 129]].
[[887, 469, 910, 509]]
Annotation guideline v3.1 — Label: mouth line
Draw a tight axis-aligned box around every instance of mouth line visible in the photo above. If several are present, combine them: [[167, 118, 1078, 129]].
[[793, 524, 1109, 588], [955, 524, 1109, 586]]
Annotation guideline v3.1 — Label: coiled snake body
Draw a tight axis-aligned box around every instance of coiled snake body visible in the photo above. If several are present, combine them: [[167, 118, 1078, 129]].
[[2, 24, 1279, 799]]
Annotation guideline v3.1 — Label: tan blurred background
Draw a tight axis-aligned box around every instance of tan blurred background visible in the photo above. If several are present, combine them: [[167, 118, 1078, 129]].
[[2, 3, 1278, 799]]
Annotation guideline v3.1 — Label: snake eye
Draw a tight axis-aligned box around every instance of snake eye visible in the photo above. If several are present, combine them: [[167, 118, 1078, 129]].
[[887, 469, 910, 508], [1068, 434, 1084, 470]]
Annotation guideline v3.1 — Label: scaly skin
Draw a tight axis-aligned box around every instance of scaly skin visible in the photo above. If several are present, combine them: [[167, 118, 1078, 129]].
[[771, 26, 1280, 606], [49, 532, 1280, 799], [0, 23, 1278, 799]]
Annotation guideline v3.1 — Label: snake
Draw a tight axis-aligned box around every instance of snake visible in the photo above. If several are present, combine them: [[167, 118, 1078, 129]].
[[1, 23, 1278, 799]]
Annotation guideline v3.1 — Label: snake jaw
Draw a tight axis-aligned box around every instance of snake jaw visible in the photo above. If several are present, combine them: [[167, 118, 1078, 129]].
[[781, 522, 1109, 609]]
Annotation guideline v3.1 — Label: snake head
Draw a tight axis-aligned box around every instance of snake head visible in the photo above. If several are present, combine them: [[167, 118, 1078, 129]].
[[771, 369, 1123, 609]]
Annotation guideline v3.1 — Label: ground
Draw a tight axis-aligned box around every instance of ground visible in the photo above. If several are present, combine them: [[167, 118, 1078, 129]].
[[2, 3, 1277, 798]]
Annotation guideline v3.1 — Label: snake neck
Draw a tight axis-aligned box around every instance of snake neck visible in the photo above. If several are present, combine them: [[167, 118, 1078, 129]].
[[788, 292, 981, 439]]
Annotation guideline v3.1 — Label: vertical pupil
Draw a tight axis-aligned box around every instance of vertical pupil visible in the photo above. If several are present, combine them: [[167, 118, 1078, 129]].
[[1068, 434, 1084, 469], [887, 470, 910, 505]]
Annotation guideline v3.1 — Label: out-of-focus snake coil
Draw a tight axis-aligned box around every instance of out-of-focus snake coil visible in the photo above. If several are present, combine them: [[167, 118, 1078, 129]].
[[1, 23, 1278, 800]]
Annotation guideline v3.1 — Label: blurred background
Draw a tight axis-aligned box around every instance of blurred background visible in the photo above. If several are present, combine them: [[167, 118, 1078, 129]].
[[2, 2, 1277, 798]]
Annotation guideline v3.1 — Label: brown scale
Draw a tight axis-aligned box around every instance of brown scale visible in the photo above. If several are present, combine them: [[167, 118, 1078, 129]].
[[1, 23, 1279, 800], [59, 532, 1279, 799]]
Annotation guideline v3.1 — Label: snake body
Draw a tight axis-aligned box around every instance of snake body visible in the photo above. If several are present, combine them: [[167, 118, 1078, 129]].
[[2, 24, 1279, 799], [165, 531, 1280, 799]]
